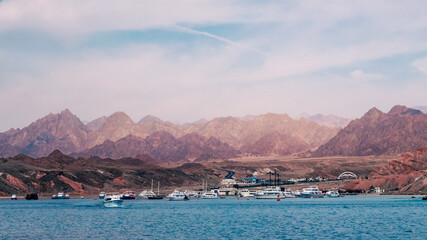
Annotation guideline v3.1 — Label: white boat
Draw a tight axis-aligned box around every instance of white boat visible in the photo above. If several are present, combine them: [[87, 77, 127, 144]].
[[51, 192, 70, 199], [11, 194, 17, 200], [138, 190, 156, 199], [166, 190, 189, 201], [254, 187, 285, 199], [238, 189, 257, 197], [201, 191, 219, 199], [300, 186, 324, 198], [103, 194, 123, 207], [184, 190, 199, 199], [283, 189, 296, 198], [99, 192, 106, 199], [325, 190, 340, 198]]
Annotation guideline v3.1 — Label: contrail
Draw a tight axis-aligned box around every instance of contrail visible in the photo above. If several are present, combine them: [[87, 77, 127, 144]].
[[173, 25, 268, 56]]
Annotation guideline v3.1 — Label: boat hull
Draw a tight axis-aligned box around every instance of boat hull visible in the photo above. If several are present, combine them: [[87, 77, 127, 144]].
[[167, 196, 189, 201]]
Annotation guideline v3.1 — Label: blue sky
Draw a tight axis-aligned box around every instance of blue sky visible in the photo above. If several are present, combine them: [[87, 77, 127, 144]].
[[0, 0, 427, 131]]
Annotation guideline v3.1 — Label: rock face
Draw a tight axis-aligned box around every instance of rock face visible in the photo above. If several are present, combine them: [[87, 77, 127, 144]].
[[344, 148, 427, 194], [0, 150, 217, 195], [314, 105, 427, 156], [76, 132, 239, 163]]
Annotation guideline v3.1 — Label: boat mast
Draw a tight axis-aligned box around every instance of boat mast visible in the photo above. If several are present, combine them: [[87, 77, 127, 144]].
[[157, 181, 160, 195], [151, 179, 154, 191]]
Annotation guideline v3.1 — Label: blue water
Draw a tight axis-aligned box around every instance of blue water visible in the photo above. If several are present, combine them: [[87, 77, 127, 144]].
[[0, 196, 425, 239]]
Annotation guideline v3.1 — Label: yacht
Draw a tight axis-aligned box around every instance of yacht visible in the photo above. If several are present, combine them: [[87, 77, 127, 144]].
[[201, 191, 219, 199], [325, 190, 341, 198], [103, 194, 123, 208], [238, 189, 257, 198], [166, 190, 189, 201], [121, 191, 136, 200], [300, 186, 324, 198], [283, 189, 296, 198], [11, 194, 17, 200], [254, 187, 285, 199], [99, 192, 106, 199], [51, 192, 70, 199]]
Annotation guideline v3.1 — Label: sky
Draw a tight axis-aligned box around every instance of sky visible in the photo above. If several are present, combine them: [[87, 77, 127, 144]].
[[0, 0, 427, 131]]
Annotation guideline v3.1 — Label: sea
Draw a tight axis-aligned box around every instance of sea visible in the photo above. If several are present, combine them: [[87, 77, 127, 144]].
[[0, 196, 425, 239]]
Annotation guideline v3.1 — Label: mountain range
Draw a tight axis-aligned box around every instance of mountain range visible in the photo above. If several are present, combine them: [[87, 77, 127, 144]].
[[0, 110, 338, 161], [0, 105, 426, 161]]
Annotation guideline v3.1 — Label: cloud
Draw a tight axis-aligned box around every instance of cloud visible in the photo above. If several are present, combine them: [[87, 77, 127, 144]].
[[412, 57, 427, 74], [349, 70, 385, 81]]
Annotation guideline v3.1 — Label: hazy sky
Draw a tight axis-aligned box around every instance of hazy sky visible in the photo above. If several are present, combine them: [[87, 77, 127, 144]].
[[1, 0, 426, 131]]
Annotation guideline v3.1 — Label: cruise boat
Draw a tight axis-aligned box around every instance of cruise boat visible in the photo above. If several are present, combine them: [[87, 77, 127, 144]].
[[166, 190, 189, 201], [283, 189, 296, 198], [51, 192, 70, 199], [201, 191, 219, 199], [325, 190, 340, 198], [300, 186, 324, 198], [238, 189, 257, 198], [121, 191, 136, 200], [99, 192, 106, 199], [254, 187, 285, 199], [103, 194, 123, 208], [11, 194, 17, 200]]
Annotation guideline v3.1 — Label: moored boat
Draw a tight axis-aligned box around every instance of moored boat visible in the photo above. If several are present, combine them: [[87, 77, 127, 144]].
[[51, 192, 70, 199], [121, 191, 136, 200], [201, 191, 219, 199], [283, 189, 296, 198], [25, 193, 38, 200], [254, 187, 285, 199], [11, 194, 17, 200], [103, 194, 123, 208], [99, 192, 106, 199], [138, 190, 156, 199], [238, 189, 257, 198], [325, 190, 341, 198], [300, 186, 324, 198], [166, 190, 189, 201]]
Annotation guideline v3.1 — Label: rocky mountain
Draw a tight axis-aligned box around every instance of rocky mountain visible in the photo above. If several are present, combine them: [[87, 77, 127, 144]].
[[344, 148, 427, 194], [0, 109, 340, 158], [75, 132, 239, 163], [0, 150, 217, 196], [0, 109, 88, 158], [304, 114, 352, 128], [314, 105, 427, 157]]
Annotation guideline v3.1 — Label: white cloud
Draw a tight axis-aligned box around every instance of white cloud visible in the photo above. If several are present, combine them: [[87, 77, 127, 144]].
[[412, 57, 427, 74]]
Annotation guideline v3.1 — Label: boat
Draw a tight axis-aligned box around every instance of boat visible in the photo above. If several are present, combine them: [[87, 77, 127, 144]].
[[254, 187, 285, 199], [184, 190, 199, 199], [25, 193, 38, 200], [201, 191, 220, 199], [11, 194, 17, 200], [138, 190, 156, 199], [103, 194, 123, 208], [121, 191, 136, 200], [51, 192, 70, 199], [422, 196, 427, 200], [99, 192, 106, 199], [166, 190, 189, 201], [325, 190, 341, 198], [300, 186, 324, 198], [283, 189, 296, 198], [238, 189, 257, 198]]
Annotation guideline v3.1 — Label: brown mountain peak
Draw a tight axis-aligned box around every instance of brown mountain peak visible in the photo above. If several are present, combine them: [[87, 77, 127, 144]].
[[388, 105, 409, 115]]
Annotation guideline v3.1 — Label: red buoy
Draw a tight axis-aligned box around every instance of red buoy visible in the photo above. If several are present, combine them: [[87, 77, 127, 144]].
[[277, 194, 280, 201]]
